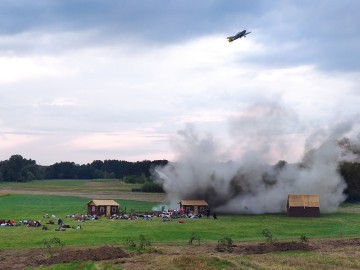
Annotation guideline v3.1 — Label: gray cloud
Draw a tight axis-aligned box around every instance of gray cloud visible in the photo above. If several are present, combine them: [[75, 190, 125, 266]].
[[1, 1, 360, 165], [0, 1, 257, 39], [1, 1, 360, 71], [155, 106, 359, 214]]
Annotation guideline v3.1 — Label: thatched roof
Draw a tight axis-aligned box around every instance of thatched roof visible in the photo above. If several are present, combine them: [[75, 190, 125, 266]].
[[287, 194, 320, 208], [179, 200, 208, 206], [87, 200, 119, 206]]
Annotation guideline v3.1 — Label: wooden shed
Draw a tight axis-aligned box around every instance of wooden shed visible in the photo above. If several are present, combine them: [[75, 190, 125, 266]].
[[179, 200, 209, 215], [87, 199, 120, 216], [287, 194, 320, 217]]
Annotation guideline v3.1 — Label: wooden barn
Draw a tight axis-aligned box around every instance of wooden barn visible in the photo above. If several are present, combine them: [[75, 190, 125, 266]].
[[287, 194, 320, 217], [87, 199, 120, 216], [179, 200, 209, 214]]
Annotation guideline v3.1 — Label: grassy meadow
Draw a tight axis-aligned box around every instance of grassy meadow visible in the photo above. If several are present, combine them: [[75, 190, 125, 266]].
[[1, 180, 360, 269], [0, 193, 360, 250], [0, 179, 166, 202], [0, 179, 142, 191]]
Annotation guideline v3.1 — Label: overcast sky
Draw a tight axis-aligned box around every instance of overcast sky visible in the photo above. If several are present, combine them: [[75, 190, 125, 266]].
[[1, 0, 360, 165]]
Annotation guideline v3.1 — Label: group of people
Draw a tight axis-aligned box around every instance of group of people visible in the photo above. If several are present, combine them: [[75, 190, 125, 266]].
[[157, 209, 218, 220], [1, 209, 218, 230], [54, 217, 81, 231], [0, 219, 17, 226], [1, 213, 88, 230], [20, 219, 42, 227], [104, 209, 218, 221], [66, 214, 98, 221], [43, 214, 56, 218], [108, 214, 142, 220], [13, 215, 83, 231]]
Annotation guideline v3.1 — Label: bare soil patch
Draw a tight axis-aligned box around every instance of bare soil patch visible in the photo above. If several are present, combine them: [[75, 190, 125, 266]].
[[310, 237, 360, 251], [0, 245, 129, 269], [2, 238, 360, 269], [231, 238, 360, 254], [37, 245, 129, 266], [233, 241, 314, 254], [83, 181, 126, 187]]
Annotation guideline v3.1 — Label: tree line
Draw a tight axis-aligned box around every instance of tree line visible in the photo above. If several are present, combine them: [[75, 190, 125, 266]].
[[1, 154, 360, 201], [0, 155, 167, 192]]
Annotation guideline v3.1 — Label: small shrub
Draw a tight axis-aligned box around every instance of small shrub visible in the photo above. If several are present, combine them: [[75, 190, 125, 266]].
[[188, 232, 201, 245], [262, 229, 274, 243], [43, 237, 64, 257], [139, 234, 151, 250], [141, 182, 164, 193], [125, 237, 136, 248], [125, 235, 154, 252], [300, 235, 309, 243], [216, 237, 233, 252]]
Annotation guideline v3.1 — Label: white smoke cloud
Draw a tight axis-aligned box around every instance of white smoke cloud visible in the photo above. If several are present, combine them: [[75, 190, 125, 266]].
[[155, 103, 360, 214]]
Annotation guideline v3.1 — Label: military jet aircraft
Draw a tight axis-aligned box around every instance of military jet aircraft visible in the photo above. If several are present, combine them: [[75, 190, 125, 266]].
[[227, 30, 251, 42]]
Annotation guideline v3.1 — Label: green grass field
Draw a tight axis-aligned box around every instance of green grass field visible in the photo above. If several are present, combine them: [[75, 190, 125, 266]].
[[1, 193, 360, 250], [0, 179, 141, 191], [1, 180, 360, 269]]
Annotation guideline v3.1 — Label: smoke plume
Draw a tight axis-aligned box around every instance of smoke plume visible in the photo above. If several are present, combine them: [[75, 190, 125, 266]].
[[155, 103, 360, 214]]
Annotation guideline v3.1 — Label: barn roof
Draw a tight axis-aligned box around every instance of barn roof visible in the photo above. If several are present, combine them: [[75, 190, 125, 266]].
[[179, 200, 208, 206], [287, 194, 320, 208], [87, 200, 119, 206]]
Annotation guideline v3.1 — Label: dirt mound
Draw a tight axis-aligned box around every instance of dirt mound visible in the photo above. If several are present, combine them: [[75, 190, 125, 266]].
[[233, 238, 360, 254], [40, 245, 129, 265], [312, 237, 360, 251], [2, 238, 360, 269], [233, 241, 314, 254], [27, 245, 129, 267]]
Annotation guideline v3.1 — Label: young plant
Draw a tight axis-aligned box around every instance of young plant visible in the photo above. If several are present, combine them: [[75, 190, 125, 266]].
[[188, 232, 201, 245], [261, 229, 274, 243], [125, 237, 136, 248], [139, 234, 151, 250], [43, 237, 64, 257], [300, 235, 309, 243]]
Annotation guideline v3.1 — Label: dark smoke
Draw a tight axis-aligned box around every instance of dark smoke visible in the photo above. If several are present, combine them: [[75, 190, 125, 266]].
[[155, 104, 360, 214]]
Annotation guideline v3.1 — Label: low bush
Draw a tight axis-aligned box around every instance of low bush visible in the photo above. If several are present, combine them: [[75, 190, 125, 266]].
[[262, 229, 274, 243], [216, 237, 233, 252], [188, 232, 201, 245]]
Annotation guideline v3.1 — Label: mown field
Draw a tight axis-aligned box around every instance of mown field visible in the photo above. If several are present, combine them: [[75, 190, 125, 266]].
[[0, 179, 139, 190], [0, 179, 166, 202], [1, 180, 360, 269], [1, 193, 360, 249]]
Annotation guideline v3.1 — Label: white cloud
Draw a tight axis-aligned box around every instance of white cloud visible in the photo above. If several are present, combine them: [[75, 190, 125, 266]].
[[0, 55, 75, 84], [0, 28, 359, 164], [0, 131, 42, 151]]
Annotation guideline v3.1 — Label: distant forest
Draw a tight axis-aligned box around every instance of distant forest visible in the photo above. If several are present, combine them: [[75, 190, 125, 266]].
[[0, 155, 168, 192], [0, 154, 360, 201]]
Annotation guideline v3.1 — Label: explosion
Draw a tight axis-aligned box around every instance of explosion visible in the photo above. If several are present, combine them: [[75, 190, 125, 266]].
[[154, 103, 359, 214]]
